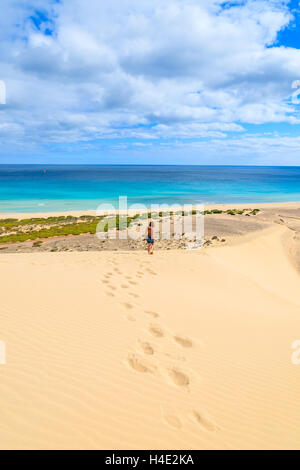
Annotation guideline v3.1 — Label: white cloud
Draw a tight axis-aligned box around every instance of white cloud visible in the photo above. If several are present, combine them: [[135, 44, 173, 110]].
[[0, 0, 300, 162]]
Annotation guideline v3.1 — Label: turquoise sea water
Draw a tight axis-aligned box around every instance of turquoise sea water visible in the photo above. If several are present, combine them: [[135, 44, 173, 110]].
[[0, 165, 300, 213]]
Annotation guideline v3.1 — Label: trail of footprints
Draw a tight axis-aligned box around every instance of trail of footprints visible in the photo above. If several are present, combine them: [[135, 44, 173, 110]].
[[100, 259, 158, 320], [100, 257, 219, 433]]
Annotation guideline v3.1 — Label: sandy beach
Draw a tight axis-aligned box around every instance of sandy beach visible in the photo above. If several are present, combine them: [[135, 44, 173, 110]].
[[1, 203, 300, 449], [1, 201, 300, 220]]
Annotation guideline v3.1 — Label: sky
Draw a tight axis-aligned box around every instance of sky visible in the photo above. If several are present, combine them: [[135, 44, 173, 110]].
[[1, 0, 300, 165]]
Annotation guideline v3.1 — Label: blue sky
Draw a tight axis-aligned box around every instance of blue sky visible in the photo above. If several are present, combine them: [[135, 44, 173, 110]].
[[1, 0, 300, 164]]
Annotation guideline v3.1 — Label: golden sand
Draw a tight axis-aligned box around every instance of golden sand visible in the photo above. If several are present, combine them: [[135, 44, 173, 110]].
[[1, 215, 300, 449]]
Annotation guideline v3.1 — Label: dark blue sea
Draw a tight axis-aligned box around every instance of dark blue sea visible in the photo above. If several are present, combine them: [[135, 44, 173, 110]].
[[0, 165, 300, 212]]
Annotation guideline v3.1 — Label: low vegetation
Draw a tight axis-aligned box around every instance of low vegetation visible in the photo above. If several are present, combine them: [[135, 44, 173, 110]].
[[0, 208, 261, 245], [32, 240, 43, 247]]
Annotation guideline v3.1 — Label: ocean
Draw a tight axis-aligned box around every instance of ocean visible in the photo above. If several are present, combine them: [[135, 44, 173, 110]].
[[0, 165, 300, 213]]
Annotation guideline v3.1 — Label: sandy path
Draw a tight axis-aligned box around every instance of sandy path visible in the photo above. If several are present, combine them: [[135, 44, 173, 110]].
[[0, 225, 300, 449]]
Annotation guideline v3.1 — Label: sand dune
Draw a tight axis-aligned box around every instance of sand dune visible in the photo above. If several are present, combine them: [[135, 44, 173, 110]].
[[1, 224, 300, 449]]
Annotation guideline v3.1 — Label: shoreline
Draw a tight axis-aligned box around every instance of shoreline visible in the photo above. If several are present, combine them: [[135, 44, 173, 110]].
[[1, 201, 300, 220]]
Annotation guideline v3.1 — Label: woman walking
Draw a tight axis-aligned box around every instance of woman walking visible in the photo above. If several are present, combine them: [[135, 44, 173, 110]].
[[146, 221, 155, 255]]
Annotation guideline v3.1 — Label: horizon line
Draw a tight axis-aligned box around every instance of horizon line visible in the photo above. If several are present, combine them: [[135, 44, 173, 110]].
[[1, 164, 300, 168]]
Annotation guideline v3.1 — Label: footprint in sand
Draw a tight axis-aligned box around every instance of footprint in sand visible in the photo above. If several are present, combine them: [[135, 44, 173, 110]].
[[148, 325, 164, 338], [126, 314, 136, 322], [147, 269, 157, 276], [129, 281, 138, 286], [108, 284, 116, 291], [102, 280, 109, 284], [130, 293, 140, 298], [145, 310, 160, 319], [173, 336, 193, 348], [162, 413, 182, 429], [139, 341, 154, 355], [127, 354, 153, 373], [105, 291, 115, 298], [190, 410, 218, 432], [167, 368, 190, 388], [121, 284, 129, 289], [122, 302, 134, 310]]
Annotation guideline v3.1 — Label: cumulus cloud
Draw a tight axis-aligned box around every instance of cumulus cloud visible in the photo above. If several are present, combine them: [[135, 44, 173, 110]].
[[0, 0, 300, 161]]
